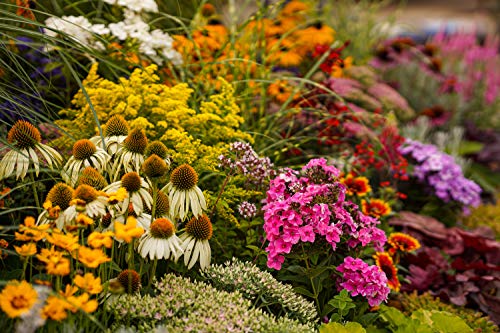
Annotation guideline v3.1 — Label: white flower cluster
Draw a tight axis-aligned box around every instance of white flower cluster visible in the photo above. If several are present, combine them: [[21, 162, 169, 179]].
[[103, 0, 158, 13], [43, 0, 183, 66], [44, 16, 108, 50], [108, 10, 183, 65]]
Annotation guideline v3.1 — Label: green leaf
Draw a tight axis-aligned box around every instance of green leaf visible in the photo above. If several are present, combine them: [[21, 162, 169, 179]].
[[319, 322, 366, 333], [286, 265, 307, 274], [457, 141, 484, 155], [430, 311, 473, 333], [293, 287, 315, 298]]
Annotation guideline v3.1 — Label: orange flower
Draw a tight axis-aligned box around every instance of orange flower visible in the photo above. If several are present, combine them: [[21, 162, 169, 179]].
[[0, 239, 9, 259], [36, 247, 70, 276], [114, 216, 144, 243], [295, 22, 335, 48], [87, 231, 114, 249], [341, 173, 372, 197], [280, 0, 308, 18], [388, 232, 421, 253], [14, 242, 37, 257], [67, 293, 98, 314], [266, 38, 303, 67], [75, 213, 94, 226], [15, 216, 49, 242], [42, 295, 71, 321], [73, 246, 110, 268], [46, 229, 79, 252], [374, 252, 400, 291], [74, 273, 103, 294], [0, 280, 38, 318], [361, 199, 391, 218], [267, 80, 300, 103]]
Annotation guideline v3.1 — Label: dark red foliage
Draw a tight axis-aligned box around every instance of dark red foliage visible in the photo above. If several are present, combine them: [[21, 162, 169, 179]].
[[389, 212, 500, 324]]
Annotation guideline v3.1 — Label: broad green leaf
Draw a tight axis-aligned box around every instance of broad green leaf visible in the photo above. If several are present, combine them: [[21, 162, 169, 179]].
[[293, 287, 315, 298], [319, 322, 366, 333], [431, 311, 473, 333]]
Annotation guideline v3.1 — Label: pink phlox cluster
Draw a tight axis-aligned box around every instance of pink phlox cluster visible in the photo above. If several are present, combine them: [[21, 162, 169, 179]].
[[263, 158, 387, 270], [337, 256, 390, 307]]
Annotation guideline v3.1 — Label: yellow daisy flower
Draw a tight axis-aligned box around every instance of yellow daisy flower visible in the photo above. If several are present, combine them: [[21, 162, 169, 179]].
[[87, 231, 114, 249], [74, 273, 103, 294], [73, 246, 111, 268], [114, 216, 144, 243], [36, 247, 70, 276], [0, 280, 38, 318], [14, 242, 37, 257]]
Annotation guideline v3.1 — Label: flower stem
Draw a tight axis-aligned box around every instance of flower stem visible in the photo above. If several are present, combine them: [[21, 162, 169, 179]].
[[210, 173, 231, 218], [30, 172, 40, 209], [151, 182, 158, 224], [148, 258, 158, 290]]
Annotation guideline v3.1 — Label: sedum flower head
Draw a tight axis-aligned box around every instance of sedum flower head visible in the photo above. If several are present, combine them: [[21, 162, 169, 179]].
[[0, 120, 63, 180]]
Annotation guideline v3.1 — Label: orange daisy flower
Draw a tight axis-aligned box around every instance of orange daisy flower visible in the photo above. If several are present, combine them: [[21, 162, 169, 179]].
[[388, 232, 421, 253], [374, 252, 400, 292], [361, 199, 392, 218], [267, 80, 300, 103], [341, 173, 372, 197], [295, 22, 335, 48]]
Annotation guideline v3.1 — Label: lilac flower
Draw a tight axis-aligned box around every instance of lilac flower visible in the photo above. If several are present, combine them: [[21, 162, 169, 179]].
[[237, 201, 257, 219], [399, 139, 482, 212], [337, 257, 390, 307], [219, 142, 275, 188]]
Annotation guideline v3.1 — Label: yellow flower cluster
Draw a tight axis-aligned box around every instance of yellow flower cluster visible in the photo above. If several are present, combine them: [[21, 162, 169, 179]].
[[55, 64, 251, 172]]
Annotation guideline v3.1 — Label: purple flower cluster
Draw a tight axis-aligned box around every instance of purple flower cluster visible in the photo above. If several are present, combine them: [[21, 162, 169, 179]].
[[337, 256, 390, 307], [399, 139, 482, 211], [237, 201, 257, 219], [262, 158, 387, 270], [219, 142, 275, 187]]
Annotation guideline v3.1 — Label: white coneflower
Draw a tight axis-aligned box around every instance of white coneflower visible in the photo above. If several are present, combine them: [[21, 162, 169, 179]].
[[37, 183, 74, 229], [111, 128, 148, 181], [0, 120, 63, 180], [161, 164, 206, 221], [138, 218, 183, 261], [180, 214, 212, 269], [62, 139, 110, 186], [105, 172, 152, 215], [90, 115, 129, 155], [65, 184, 108, 223]]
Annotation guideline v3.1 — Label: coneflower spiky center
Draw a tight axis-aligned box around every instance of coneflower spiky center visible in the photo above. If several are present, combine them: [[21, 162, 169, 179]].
[[105, 115, 129, 137], [145, 141, 168, 159], [123, 129, 147, 154], [116, 269, 141, 294], [73, 184, 98, 203], [186, 214, 212, 240], [77, 167, 108, 190], [73, 139, 97, 160], [121, 172, 142, 193], [143, 154, 168, 179], [7, 120, 41, 149], [47, 183, 73, 210], [150, 218, 175, 239], [170, 164, 198, 190]]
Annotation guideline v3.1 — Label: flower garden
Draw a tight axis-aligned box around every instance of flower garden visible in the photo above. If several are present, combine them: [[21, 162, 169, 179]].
[[0, 0, 499, 332]]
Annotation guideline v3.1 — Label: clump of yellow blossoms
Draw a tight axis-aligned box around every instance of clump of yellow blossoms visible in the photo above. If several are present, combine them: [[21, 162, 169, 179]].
[[55, 64, 251, 173]]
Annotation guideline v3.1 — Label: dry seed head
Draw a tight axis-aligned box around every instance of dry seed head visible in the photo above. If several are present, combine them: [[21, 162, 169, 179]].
[[123, 129, 147, 154], [121, 172, 142, 192], [105, 115, 129, 137], [101, 212, 112, 228], [77, 167, 108, 190], [7, 120, 41, 149], [150, 218, 175, 239], [201, 3, 216, 17], [47, 183, 74, 210], [116, 269, 141, 294], [145, 141, 168, 159], [142, 154, 168, 179], [73, 184, 99, 203], [73, 139, 97, 161], [170, 164, 198, 190], [186, 214, 213, 240]]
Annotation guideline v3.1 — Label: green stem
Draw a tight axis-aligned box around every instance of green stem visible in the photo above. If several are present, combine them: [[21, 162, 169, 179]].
[[21, 258, 28, 280], [148, 258, 158, 290], [30, 172, 40, 209], [210, 173, 231, 218], [151, 182, 158, 224], [302, 245, 321, 313], [128, 239, 135, 270]]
